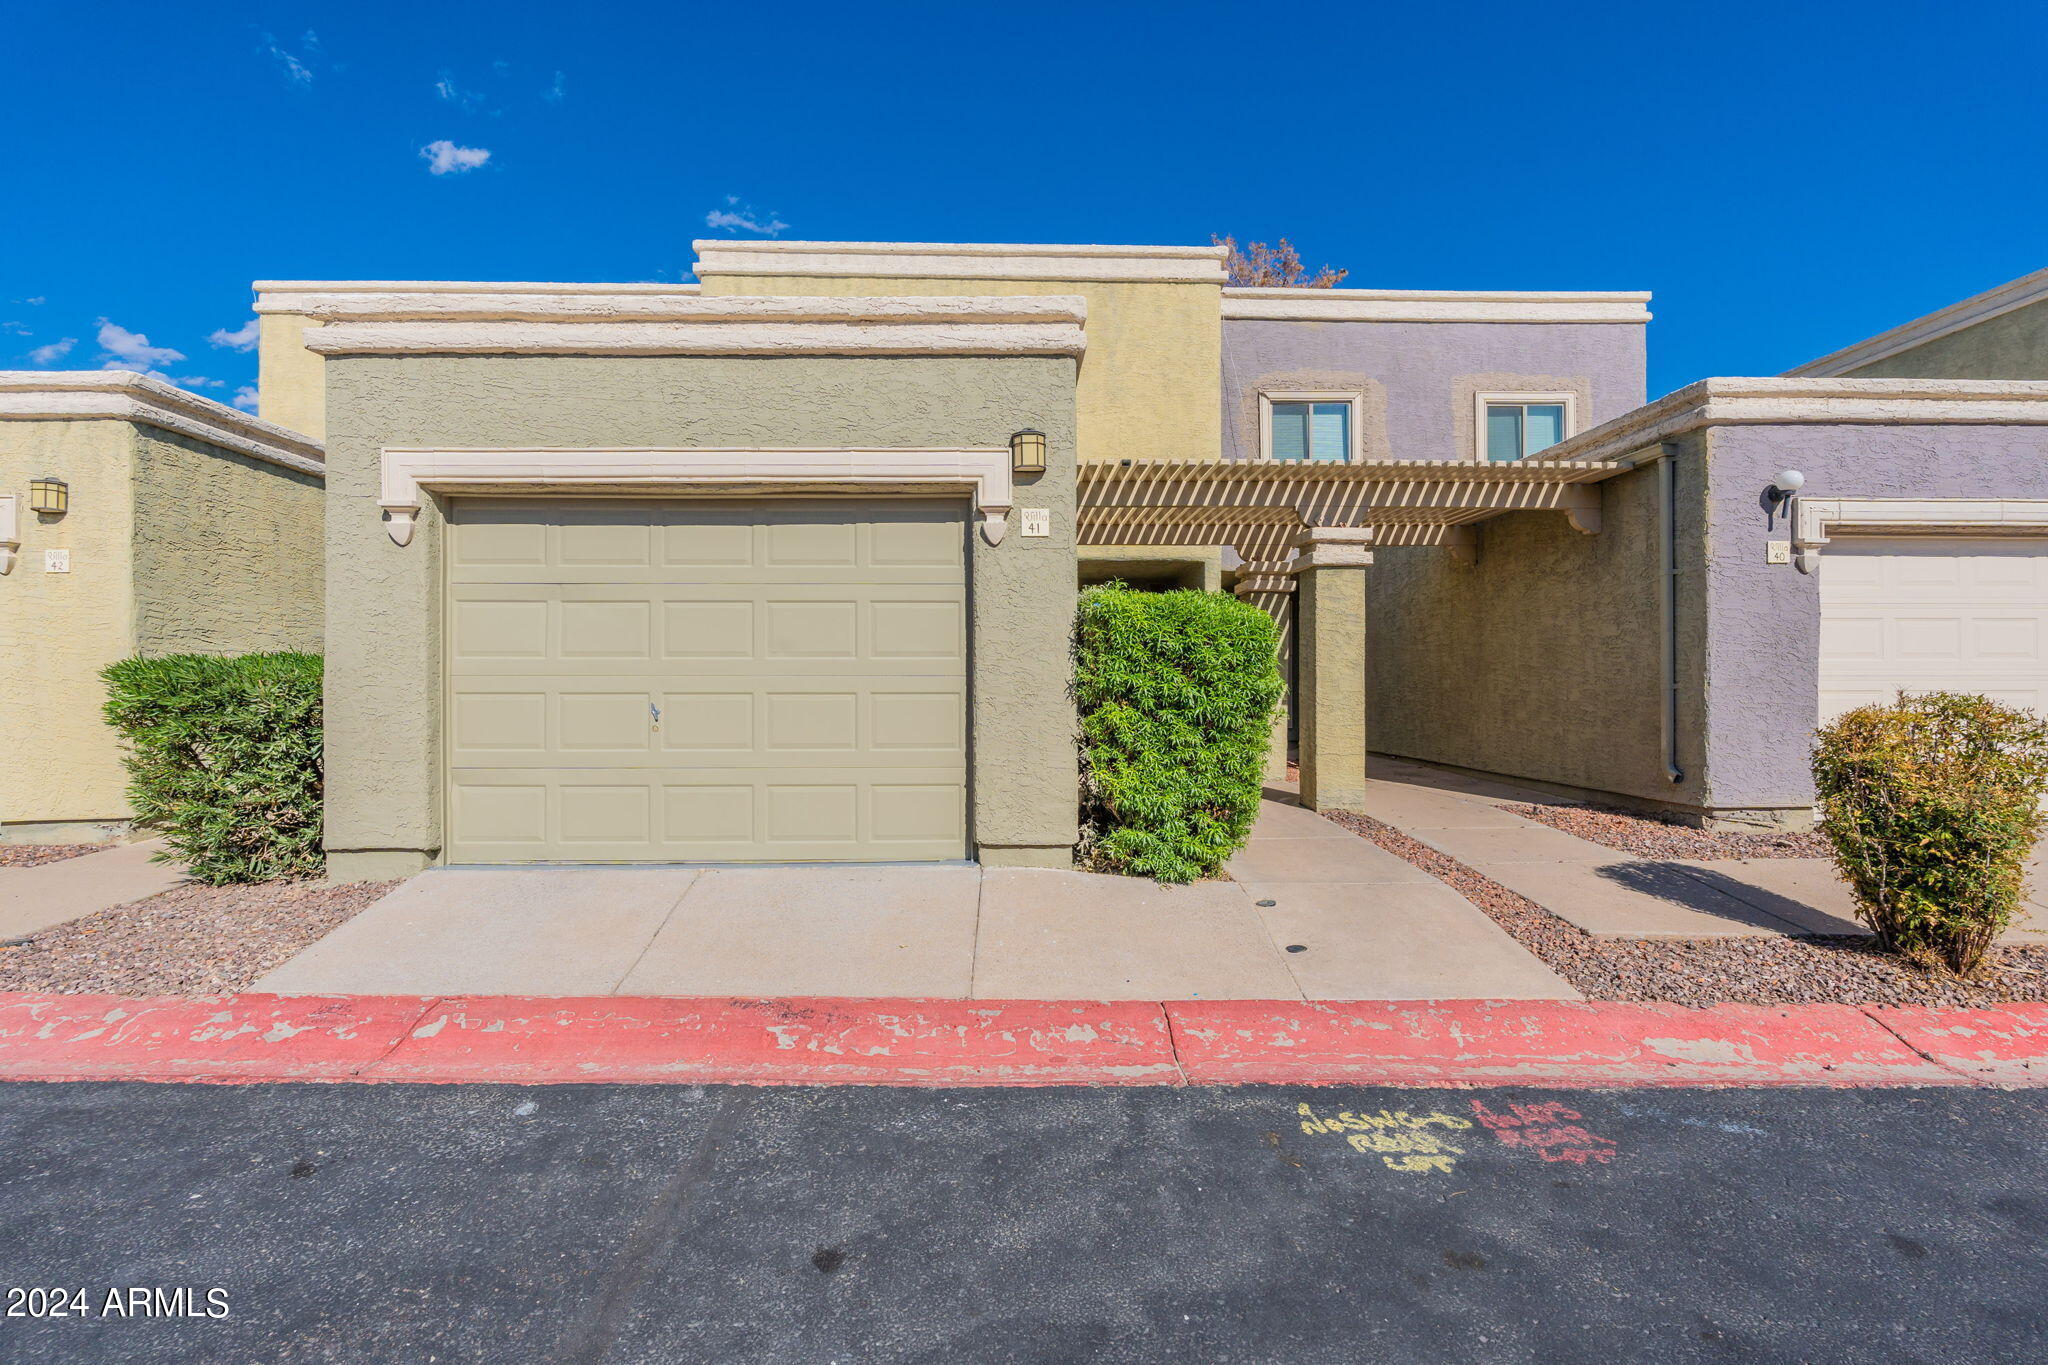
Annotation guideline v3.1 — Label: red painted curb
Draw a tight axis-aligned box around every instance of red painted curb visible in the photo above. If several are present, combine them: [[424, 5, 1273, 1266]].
[[1, 990, 2043, 1088], [368, 997, 1180, 1086], [1868, 1004, 2048, 1086], [1166, 1000, 1967, 1087], [0, 994, 433, 1083]]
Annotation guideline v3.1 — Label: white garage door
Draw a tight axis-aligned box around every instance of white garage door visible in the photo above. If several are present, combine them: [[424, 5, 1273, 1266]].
[[1818, 535, 2048, 724]]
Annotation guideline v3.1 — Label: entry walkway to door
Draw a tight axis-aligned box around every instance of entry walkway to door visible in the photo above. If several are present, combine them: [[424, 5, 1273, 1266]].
[[255, 795, 1576, 1001]]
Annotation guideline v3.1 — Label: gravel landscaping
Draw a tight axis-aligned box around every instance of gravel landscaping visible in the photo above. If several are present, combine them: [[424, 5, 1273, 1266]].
[[0, 880, 398, 996], [1329, 810, 2048, 1007], [1504, 801, 1830, 860], [0, 844, 112, 870]]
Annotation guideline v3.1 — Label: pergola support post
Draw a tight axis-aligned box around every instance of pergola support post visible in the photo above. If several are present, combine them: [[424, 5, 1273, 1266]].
[[1290, 527, 1373, 812]]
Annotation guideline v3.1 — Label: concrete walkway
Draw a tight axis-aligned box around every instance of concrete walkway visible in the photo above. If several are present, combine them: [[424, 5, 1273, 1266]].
[[255, 796, 1577, 1001], [1362, 756, 2048, 943], [0, 841, 185, 941]]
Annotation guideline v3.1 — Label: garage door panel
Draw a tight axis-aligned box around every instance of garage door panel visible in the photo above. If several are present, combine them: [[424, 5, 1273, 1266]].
[[447, 496, 968, 862], [1819, 536, 2048, 726]]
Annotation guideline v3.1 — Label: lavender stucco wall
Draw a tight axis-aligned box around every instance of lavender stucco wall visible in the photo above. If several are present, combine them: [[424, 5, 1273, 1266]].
[[1220, 320, 1647, 462], [1702, 422, 2048, 814]]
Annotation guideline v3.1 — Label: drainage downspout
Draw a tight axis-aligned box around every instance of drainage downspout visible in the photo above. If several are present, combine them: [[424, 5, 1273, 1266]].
[[1616, 442, 1685, 786], [1657, 446, 1684, 785]]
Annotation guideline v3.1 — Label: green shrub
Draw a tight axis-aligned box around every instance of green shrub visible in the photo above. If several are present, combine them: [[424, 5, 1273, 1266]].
[[1812, 690, 2048, 974], [1074, 586, 1282, 883], [102, 653, 325, 885]]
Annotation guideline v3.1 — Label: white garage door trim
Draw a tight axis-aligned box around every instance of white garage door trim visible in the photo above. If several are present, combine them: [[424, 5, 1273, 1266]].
[[1795, 497, 2048, 572], [379, 446, 1016, 547]]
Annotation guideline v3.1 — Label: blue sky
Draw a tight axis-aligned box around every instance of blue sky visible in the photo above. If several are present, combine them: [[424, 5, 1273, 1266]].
[[4, 0, 2044, 409]]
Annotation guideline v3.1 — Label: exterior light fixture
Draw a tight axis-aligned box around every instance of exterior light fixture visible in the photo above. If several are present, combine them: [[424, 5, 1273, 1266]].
[[1009, 429, 1047, 476], [1765, 469, 1804, 512], [28, 477, 69, 516]]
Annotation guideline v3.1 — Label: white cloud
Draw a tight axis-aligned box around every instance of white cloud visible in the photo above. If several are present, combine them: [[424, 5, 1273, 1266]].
[[233, 385, 260, 412], [543, 71, 566, 103], [263, 31, 316, 85], [421, 140, 492, 175], [2, 321, 28, 336], [18, 296, 45, 306], [434, 70, 489, 112], [171, 376, 225, 391], [96, 319, 185, 370], [209, 318, 261, 352], [27, 337, 76, 365], [705, 196, 790, 237]]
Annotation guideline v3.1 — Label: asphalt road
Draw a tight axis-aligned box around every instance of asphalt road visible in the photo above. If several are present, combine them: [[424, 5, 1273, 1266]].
[[0, 1082, 2042, 1363]]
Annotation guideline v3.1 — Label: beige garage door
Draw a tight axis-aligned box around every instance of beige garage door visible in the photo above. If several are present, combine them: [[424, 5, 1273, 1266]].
[[445, 497, 968, 863], [1818, 535, 2048, 724]]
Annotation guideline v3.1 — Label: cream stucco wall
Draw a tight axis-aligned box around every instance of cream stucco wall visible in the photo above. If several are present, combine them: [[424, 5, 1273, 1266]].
[[0, 419, 326, 840], [258, 312, 325, 441], [0, 422, 138, 833], [321, 352, 1080, 878], [131, 429, 324, 655], [700, 274, 1222, 463]]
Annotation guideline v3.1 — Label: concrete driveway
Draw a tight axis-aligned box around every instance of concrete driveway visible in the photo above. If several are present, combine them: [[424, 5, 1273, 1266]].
[[255, 796, 1575, 1001]]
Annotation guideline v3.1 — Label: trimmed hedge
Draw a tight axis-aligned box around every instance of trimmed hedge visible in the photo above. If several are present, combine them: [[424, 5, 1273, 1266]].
[[1812, 690, 2048, 975], [102, 653, 325, 885], [1074, 586, 1282, 883]]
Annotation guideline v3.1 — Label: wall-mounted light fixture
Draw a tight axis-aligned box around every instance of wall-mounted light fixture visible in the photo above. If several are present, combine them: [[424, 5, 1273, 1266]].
[[1009, 429, 1047, 477], [28, 477, 69, 516], [1765, 468, 1804, 511]]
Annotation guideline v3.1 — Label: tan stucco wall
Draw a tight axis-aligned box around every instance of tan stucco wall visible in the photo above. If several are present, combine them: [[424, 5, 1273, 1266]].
[[1365, 457, 1709, 814], [130, 429, 324, 655], [700, 274, 1221, 463], [1842, 297, 2048, 380], [322, 353, 1080, 877], [258, 313, 325, 441], [0, 421, 137, 831]]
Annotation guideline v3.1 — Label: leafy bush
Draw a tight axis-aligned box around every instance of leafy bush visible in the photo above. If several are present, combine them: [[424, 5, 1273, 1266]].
[[1812, 691, 2048, 974], [102, 653, 325, 885], [1074, 586, 1282, 883]]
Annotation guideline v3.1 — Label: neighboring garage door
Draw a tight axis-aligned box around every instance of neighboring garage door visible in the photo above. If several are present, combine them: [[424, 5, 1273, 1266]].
[[1818, 535, 2048, 724], [445, 497, 968, 863]]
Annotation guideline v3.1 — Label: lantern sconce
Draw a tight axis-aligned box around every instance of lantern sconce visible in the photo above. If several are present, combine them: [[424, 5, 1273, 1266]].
[[1009, 429, 1047, 477], [28, 477, 69, 517]]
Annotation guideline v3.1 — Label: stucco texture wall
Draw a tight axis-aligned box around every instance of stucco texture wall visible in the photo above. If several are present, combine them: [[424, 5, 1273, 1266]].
[[1365, 457, 1706, 812], [258, 313, 326, 441], [322, 353, 1079, 875], [1221, 320, 1647, 462], [0, 421, 137, 832], [131, 429, 324, 656], [1700, 422, 2048, 815], [1843, 299, 2048, 380], [701, 274, 1220, 463]]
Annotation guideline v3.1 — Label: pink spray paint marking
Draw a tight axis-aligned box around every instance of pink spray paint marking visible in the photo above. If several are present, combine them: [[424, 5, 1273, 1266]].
[[1469, 1098, 1618, 1165]]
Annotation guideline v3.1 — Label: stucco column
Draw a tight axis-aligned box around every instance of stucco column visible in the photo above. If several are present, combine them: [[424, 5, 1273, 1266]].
[[1290, 527, 1372, 811], [1233, 568, 1295, 785]]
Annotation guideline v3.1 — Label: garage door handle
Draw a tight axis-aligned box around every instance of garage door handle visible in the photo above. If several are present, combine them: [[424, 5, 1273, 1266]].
[[649, 701, 662, 730]]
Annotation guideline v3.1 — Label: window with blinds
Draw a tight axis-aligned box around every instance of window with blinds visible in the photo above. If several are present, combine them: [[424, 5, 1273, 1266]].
[[1484, 401, 1568, 462], [1269, 400, 1353, 462]]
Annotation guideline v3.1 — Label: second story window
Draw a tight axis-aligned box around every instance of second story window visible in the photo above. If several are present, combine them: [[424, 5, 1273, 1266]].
[[1262, 394, 1359, 462], [1479, 394, 1575, 461]]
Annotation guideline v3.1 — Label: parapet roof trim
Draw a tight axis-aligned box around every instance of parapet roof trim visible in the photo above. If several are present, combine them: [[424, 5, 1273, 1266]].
[[1528, 376, 2048, 467], [692, 240, 1230, 284], [1222, 286, 1651, 324], [1784, 266, 2048, 377], [255, 280, 702, 297], [0, 370, 323, 476]]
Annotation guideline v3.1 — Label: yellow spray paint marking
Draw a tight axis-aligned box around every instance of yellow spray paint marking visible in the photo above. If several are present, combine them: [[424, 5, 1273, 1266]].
[[1295, 1102, 1474, 1174]]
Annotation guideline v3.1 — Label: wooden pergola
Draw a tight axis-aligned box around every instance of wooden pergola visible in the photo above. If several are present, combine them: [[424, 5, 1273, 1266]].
[[1074, 457, 1629, 809]]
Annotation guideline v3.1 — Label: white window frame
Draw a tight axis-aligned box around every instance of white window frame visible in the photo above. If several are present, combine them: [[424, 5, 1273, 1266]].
[[1257, 392, 1364, 464], [1474, 391, 1578, 462]]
